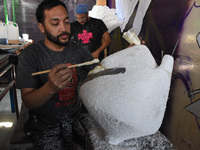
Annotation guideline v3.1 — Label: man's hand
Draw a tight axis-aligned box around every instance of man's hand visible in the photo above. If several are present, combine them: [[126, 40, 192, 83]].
[[139, 36, 145, 45], [48, 64, 72, 92], [92, 31, 111, 59], [21, 64, 72, 110], [128, 36, 145, 47], [92, 51, 100, 59]]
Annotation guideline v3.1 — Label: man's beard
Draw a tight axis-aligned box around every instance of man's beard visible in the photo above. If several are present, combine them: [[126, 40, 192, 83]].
[[80, 17, 89, 26], [45, 28, 71, 46]]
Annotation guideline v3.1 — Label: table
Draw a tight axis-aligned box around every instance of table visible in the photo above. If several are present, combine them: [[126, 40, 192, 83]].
[[0, 41, 32, 119]]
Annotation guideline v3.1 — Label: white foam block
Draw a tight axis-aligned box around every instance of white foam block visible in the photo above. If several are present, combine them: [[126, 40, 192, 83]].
[[79, 45, 174, 145], [89, 5, 123, 33]]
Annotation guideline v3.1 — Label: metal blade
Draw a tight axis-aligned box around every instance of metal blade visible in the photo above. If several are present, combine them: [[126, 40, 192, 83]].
[[185, 99, 200, 118], [81, 67, 126, 85], [171, 39, 179, 56]]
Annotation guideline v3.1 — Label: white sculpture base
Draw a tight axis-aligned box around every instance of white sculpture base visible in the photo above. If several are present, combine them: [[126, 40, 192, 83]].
[[80, 114, 174, 150]]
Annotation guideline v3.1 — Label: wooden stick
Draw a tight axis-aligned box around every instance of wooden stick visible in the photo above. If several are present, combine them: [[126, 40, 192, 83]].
[[31, 59, 100, 76]]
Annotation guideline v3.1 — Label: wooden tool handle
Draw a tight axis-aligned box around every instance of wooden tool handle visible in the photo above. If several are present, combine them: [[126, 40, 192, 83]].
[[31, 69, 51, 76], [31, 59, 99, 76]]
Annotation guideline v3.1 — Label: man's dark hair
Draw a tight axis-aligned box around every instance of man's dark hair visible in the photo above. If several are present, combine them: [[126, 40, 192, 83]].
[[36, 0, 68, 23]]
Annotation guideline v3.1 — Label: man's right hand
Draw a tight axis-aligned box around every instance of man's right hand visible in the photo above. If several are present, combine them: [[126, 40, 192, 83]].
[[48, 64, 72, 92], [21, 64, 72, 110]]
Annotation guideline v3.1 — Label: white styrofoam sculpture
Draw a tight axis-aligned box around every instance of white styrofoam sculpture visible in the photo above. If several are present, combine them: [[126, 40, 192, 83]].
[[79, 45, 174, 145], [89, 5, 123, 33]]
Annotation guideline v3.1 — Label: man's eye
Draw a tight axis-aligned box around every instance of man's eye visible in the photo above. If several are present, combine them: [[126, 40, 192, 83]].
[[52, 23, 59, 26]]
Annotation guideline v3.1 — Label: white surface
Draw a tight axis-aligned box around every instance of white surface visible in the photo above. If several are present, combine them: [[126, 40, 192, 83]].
[[0, 89, 22, 112], [80, 45, 174, 145], [132, 0, 152, 35], [7, 21, 19, 41], [89, 5, 123, 33], [22, 34, 29, 41], [0, 22, 7, 39], [115, 0, 151, 34]]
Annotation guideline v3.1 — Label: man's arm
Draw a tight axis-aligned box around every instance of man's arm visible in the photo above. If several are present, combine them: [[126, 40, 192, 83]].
[[21, 64, 72, 110], [92, 31, 111, 59]]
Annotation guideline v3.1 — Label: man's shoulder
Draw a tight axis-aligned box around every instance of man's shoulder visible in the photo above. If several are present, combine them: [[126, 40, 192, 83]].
[[90, 17, 107, 31], [26, 40, 43, 48], [90, 17, 103, 22], [70, 21, 79, 27], [21, 40, 44, 54], [90, 17, 106, 27], [70, 21, 81, 32]]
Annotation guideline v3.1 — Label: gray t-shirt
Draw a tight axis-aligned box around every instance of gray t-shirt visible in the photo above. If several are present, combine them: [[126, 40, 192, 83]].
[[16, 40, 95, 120]]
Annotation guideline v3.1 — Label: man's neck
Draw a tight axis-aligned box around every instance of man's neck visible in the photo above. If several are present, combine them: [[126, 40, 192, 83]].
[[44, 38, 65, 51]]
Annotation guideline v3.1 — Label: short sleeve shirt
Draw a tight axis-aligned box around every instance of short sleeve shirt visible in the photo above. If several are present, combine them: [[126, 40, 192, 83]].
[[70, 17, 108, 54], [16, 41, 95, 120]]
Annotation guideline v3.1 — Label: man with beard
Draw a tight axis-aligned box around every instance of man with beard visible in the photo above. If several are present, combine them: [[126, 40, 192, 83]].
[[16, 0, 97, 149], [71, 4, 111, 61]]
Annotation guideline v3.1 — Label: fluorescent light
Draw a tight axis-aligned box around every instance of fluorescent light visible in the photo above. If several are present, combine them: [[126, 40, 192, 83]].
[[0, 122, 13, 128]]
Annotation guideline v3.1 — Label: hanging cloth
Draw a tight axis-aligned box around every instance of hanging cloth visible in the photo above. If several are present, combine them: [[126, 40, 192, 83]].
[[115, 0, 151, 35], [132, 0, 151, 35]]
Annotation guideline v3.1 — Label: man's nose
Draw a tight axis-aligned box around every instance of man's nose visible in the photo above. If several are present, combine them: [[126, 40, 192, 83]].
[[59, 22, 70, 32], [59, 22, 66, 32]]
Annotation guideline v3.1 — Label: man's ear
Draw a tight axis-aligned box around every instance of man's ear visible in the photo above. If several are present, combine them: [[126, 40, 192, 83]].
[[38, 23, 45, 33]]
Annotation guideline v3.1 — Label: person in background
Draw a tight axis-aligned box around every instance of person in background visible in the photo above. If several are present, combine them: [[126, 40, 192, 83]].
[[71, 4, 111, 61], [16, 0, 97, 149]]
